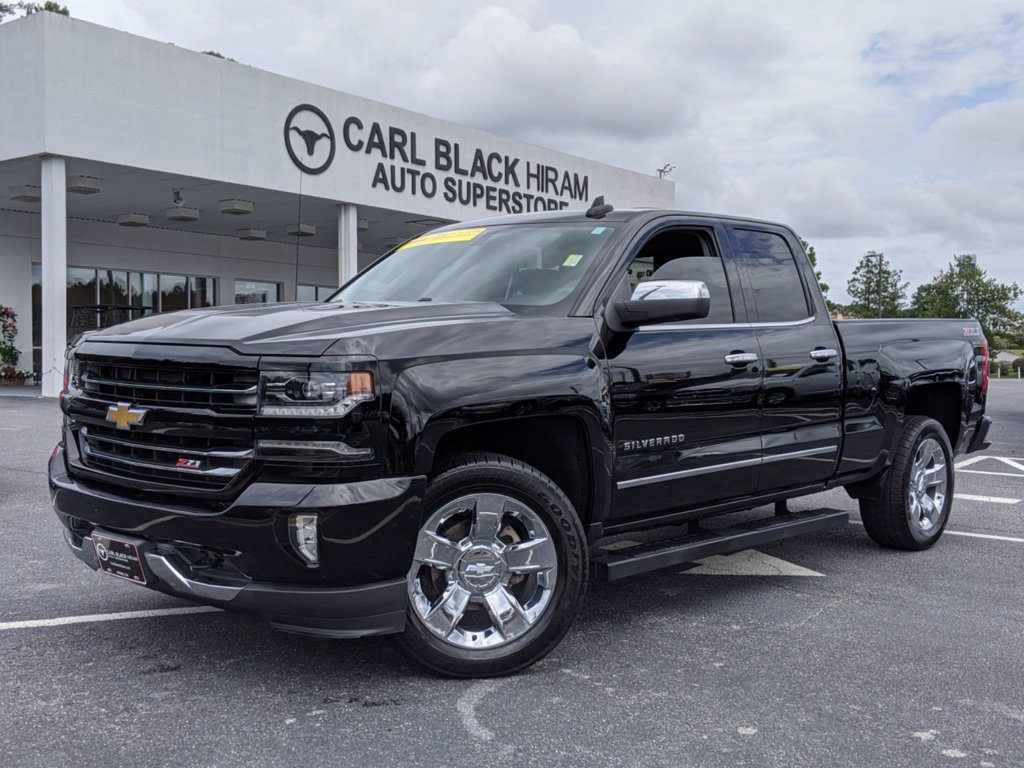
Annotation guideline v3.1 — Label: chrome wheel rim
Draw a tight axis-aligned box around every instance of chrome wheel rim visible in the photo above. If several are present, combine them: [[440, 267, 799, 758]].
[[907, 437, 948, 535], [407, 493, 558, 650]]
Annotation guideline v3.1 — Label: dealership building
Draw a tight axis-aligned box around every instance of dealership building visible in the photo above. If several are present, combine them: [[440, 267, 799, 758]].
[[0, 13, 673, 397]]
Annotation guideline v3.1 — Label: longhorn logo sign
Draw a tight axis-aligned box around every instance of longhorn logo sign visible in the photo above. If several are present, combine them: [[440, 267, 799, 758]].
[[284, 104, 336, 175]]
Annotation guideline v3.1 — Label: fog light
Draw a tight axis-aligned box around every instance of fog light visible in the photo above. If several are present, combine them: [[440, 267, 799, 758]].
[[290, 513, 319, 566]]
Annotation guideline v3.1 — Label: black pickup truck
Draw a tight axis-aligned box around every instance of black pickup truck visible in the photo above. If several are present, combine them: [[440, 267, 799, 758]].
[[50, 201, 991, 677]]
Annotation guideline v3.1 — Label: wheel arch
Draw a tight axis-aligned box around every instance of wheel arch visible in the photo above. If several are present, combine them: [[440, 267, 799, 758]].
[[904, 382, 963, 450], [424, 413, 608, 531]]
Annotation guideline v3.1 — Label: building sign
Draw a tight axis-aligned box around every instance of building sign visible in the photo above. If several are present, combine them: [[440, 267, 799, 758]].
[[284, 104, 336, 175], [285, 105, 590, 213]]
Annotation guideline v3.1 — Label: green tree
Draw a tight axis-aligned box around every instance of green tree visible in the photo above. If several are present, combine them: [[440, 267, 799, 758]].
[[0, 2, 69, 20], [909, 257, 1023, 346], [800, 239, 831, 306], [846, 251, 909, 318], [202, 50, 236, 62]]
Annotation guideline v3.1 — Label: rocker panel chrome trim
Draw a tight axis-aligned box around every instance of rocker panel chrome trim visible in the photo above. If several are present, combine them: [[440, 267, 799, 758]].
[[617, 445, 838, 490]]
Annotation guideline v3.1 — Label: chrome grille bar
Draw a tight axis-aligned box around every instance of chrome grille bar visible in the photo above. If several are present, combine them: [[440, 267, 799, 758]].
[[80, 439, 243, 478], [83, 377, 258, 395], [80, 427, 253, 459]]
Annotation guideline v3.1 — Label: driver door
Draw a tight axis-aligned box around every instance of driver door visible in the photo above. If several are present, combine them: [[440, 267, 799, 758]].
[[606, 222, 763, 520]]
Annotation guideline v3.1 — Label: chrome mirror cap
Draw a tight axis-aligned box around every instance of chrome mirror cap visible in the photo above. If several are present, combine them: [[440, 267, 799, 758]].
[[630, 279, 710, 301]]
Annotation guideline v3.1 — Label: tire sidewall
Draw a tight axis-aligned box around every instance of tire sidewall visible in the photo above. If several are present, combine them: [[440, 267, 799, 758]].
[[896, 418, 954, 546], [401, 455, 587, 676]]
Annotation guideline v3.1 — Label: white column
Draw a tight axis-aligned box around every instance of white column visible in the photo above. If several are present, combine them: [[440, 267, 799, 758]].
[[40, 155, 67, 398], [337, 203, 359, 286]]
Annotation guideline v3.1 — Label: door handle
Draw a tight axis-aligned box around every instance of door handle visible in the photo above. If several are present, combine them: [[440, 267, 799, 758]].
[[809, 348, 838, 361], [724, 352, 758, 366]]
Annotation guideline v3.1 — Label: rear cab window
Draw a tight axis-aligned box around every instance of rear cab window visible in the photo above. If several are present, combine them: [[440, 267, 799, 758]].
[[730, 229, 812, 323]]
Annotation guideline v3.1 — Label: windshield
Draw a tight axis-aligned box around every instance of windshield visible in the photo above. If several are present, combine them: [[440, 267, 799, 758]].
[[332, 223, 617, 307]]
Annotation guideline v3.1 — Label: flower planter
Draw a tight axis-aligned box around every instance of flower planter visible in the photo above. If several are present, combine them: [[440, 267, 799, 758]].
[[0, 377, 26, 387]]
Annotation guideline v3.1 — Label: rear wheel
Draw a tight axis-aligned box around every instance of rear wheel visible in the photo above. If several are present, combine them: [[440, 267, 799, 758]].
[[398, 453, 587, 678], [860, 416, 953, 550]]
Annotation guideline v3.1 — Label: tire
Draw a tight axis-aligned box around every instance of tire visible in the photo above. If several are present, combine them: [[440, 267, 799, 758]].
[[860, 416, 954, 550], [397, 453, 588, 678]]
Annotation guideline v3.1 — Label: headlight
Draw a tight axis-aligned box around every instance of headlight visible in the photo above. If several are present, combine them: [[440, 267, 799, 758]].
[[259, 369, 374, 417]]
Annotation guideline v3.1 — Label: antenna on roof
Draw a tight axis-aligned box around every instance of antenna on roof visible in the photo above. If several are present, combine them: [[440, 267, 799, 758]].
[[586, 196, 613, 219]]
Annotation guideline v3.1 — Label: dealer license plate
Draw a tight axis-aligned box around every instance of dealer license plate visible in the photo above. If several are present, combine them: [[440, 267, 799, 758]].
[[92, 532, 149, 585]]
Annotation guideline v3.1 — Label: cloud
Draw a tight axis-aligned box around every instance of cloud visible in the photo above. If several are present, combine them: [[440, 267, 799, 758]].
[[66, 0, 1024, 306], [927, 98, 1024, 164], [411, 6, 693, 141]]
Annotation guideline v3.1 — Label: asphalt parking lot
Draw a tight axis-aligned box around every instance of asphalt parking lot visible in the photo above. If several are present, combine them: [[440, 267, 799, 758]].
[[2, 382, 1022, 767]]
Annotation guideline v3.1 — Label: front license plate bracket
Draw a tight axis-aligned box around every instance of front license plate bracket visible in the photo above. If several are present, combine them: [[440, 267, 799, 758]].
[[91, 531, 150, 585]]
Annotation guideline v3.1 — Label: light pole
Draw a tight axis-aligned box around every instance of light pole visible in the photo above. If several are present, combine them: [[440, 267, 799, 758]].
[[876, 251, 884, 318]]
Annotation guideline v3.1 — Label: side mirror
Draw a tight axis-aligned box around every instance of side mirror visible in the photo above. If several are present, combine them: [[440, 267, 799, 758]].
[[608, 279, 711, 330]]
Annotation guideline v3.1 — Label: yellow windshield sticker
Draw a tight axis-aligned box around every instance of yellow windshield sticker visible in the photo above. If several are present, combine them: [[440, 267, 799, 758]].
[[562, 253, 584, 267], [397, 227, 487, 250]]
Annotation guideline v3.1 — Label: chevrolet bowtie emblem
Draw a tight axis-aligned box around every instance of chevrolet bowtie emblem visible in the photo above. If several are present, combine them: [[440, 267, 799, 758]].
[[105, 402, 147, 430]]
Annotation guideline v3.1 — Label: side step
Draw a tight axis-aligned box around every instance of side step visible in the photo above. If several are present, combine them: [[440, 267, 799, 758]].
[[591, 508, 848, 582]]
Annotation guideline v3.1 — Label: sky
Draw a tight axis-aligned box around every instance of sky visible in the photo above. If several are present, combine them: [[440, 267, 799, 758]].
[[65, 0, 1024, 305]]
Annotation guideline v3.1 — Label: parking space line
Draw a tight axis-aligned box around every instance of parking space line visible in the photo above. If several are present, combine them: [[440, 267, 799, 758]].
[[956, 455, 1024, 473], [959, 469, 1024, 479], [0, 605, 220, 631], [849, 520, 1024, 544], [944, 530, 1024, 543], [955, 493, 1020, 505]]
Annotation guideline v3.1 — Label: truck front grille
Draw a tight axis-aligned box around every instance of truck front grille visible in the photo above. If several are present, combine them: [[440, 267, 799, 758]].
[[79, 424, 252, 490], [70, 358, 257, 493], [79, 360, 258, 413]]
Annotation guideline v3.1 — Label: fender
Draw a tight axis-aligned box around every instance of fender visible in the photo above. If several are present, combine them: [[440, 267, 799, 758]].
[[387, 352, 614, 524]]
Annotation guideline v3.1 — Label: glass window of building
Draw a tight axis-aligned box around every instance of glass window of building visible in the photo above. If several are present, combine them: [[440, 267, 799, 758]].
[[189, 276, 216, 308], [140, 273, 159, 314], [235, 279, 280, 304], [297, 284, 334, 302], [100, 270, 130, 306], [159, 274, 188, 313]]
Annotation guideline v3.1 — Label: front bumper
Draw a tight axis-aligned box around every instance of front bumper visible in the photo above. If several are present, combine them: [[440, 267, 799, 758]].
[[50, 446, 426, 638]]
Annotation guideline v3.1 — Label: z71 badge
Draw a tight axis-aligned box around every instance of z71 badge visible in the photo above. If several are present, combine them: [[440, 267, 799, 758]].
[[618, 434, 685, 452]]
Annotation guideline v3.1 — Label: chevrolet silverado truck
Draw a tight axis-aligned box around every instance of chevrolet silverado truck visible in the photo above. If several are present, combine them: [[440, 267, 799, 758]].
[[50, 200, 992, 677]]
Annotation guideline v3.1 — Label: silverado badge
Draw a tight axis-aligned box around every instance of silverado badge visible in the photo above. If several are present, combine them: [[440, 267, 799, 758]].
[[618, 434, 686, 452], [105, 402, 147, 430]]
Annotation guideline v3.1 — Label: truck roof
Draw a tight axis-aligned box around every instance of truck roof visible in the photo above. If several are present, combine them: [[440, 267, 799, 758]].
[[432, 206, 793, 231]]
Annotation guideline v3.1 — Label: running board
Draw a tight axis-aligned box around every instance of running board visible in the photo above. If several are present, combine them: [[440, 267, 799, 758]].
[[591, 508, 848, 582]]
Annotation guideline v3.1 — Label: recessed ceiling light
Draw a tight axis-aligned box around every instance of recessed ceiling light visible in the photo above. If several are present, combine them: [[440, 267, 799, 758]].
[[237, 228, 267, 241], [68, 176, 102, 195], [218, 199, 254, 215], [116, 213, 150, 227], [287, 223, 316, 237], [8, 185, 41, 202], [165, 207, 200, 222]]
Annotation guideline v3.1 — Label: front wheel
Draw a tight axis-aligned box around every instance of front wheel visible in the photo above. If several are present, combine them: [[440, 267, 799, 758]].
[[397, 453, 588, 678], [860, 415, 954, 550]]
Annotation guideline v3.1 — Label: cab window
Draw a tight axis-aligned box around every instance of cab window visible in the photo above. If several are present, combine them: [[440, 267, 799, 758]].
[[732, 229, 811, 322], [624, 229, 734, 324]]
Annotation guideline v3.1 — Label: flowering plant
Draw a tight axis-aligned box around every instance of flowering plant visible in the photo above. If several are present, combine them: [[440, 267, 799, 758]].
[[0, 306, 31, 381], [0, 364, 34, 381]]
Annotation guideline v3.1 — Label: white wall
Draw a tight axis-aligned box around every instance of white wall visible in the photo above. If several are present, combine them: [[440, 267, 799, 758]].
[[0, 17, 44, 162], [0, 14, 674, 221]]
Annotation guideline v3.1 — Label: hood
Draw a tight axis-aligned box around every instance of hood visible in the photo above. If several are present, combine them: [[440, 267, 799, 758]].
[[83, 301, 519, 356]]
